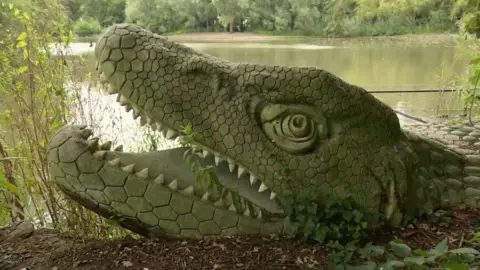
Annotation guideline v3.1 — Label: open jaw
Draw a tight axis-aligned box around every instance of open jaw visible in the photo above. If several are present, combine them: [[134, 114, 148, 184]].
[[47, 124, 290, 239], [49, 22, 398, 236]]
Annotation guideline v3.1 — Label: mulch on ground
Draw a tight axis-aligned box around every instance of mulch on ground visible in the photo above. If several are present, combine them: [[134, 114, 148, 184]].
[[1, 206, 479, 270]]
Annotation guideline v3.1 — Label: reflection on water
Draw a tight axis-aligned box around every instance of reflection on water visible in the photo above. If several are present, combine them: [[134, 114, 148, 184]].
[[184, 43, 337, 50]]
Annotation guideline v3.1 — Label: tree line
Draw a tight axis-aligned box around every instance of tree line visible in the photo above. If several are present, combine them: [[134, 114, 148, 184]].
[[64, 0, 480, 37]]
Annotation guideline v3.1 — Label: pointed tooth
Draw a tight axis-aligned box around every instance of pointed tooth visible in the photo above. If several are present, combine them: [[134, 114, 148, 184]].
[[119, 95, 128, 105], [257, 211, 263, 219], [214, 199, 224, 208], [108, 158, 120, 167], [155, 122, 162, 131], [201, 192, 210, 201], [100, 141, 112, 150], [237, 166, 246, 178], [243, 207, 250, 217], [270, 192, 277, 200], [258, 183, 268, 193], [93, 150, 106, 160], [99, 75, 107, 85], [80, 128, 93, 139], [136, 168, 149, 179], [175, 136, 183, 144], [182, 185, 194, 196], [250, 175, 257, 186], [113, 145, 123, 152], [140, 117, 147, 126], [95, 61, 100, 71], [154, 174, 164, 184], [168, 179, 178, 190], [228, 204, 237, 212], [125, 103, 133, 112], [202, 150, 211, 158], [87, 137, 99, 150], [191, 146, 201, 154], [166, 129, 178, 139], [227, 158, 235, 172], [215, 156, 222, 166], [106, 85, 117, 94], [132, 108, 140, 119], [121, 164, 135, 173]]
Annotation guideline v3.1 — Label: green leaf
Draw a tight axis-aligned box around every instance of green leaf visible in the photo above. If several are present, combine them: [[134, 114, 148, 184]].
[[389, 241, 412, 258], [378, 260, 405, 270], [0, 180, 18, 194], [17, 66, 27, 74], [404, 256, 426, 265], [16, 40, 26, 48], [412, 249, 430, 257], [441, 262, 469, 270], [345, 261, 377, 270], [342, 211, 353, 221], [449, 247, 480, 254], [470, 57, 480, 65], [359, 242, 385, 258], [314, 226, 328, 243], [428, 238, 448, 256], [17, 32, 27, 41]]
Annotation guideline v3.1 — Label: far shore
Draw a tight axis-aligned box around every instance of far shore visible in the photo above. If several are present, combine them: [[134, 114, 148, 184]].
[[75, 31, 461, 43]]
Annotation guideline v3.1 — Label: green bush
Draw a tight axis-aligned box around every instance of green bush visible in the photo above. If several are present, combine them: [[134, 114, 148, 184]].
[[280, 196, 369, 243], [73, 18, 103, 36]]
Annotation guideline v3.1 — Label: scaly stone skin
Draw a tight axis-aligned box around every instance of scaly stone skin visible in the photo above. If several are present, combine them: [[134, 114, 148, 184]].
[[47, 24, 480, 239]]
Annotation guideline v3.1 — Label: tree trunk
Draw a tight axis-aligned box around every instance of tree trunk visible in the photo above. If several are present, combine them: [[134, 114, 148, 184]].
[[230, 16, 234, 33]]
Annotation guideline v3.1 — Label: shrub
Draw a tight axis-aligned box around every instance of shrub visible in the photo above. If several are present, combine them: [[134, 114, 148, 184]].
[[73, 18, 103, 36]]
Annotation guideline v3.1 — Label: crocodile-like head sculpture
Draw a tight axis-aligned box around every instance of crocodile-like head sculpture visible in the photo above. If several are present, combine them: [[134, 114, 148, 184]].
[[47, 24, 480, 239]]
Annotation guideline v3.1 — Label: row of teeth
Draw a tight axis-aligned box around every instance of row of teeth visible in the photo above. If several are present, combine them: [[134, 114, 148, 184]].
[[97, 71, 181, 141], [190, 147, 277, 200], [98, 72, 277, 200], [81, 131, 270, 220]]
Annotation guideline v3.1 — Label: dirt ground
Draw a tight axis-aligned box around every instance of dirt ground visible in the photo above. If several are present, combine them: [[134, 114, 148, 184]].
[[1, 206, 479, 270]]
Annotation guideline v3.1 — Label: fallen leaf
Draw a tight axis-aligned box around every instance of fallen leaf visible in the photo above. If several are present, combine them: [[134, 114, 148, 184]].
[[122, 261, 133, 267], [417, 223, 431, 230], [401, 229, 419, 238], [213, 264, 223, 269], [212, 242, 226, 250]]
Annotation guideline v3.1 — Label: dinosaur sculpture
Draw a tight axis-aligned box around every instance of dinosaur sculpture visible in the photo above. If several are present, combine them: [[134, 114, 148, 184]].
[[47, 23, 480, 239]]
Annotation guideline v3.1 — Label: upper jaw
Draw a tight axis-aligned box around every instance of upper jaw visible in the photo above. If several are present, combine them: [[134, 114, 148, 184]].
[[94, 23, 283, 215]]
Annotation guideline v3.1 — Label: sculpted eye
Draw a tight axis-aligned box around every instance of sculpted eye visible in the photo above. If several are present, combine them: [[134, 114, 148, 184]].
[[260, 104, 328, 154], [282, 114, 312, 138]]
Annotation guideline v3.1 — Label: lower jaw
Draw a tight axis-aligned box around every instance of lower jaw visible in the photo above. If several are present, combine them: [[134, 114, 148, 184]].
[[49, 125, 290, 239]]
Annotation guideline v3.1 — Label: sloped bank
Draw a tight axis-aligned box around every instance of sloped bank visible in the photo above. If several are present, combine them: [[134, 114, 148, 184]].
[[0, 206, 479, 270]]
